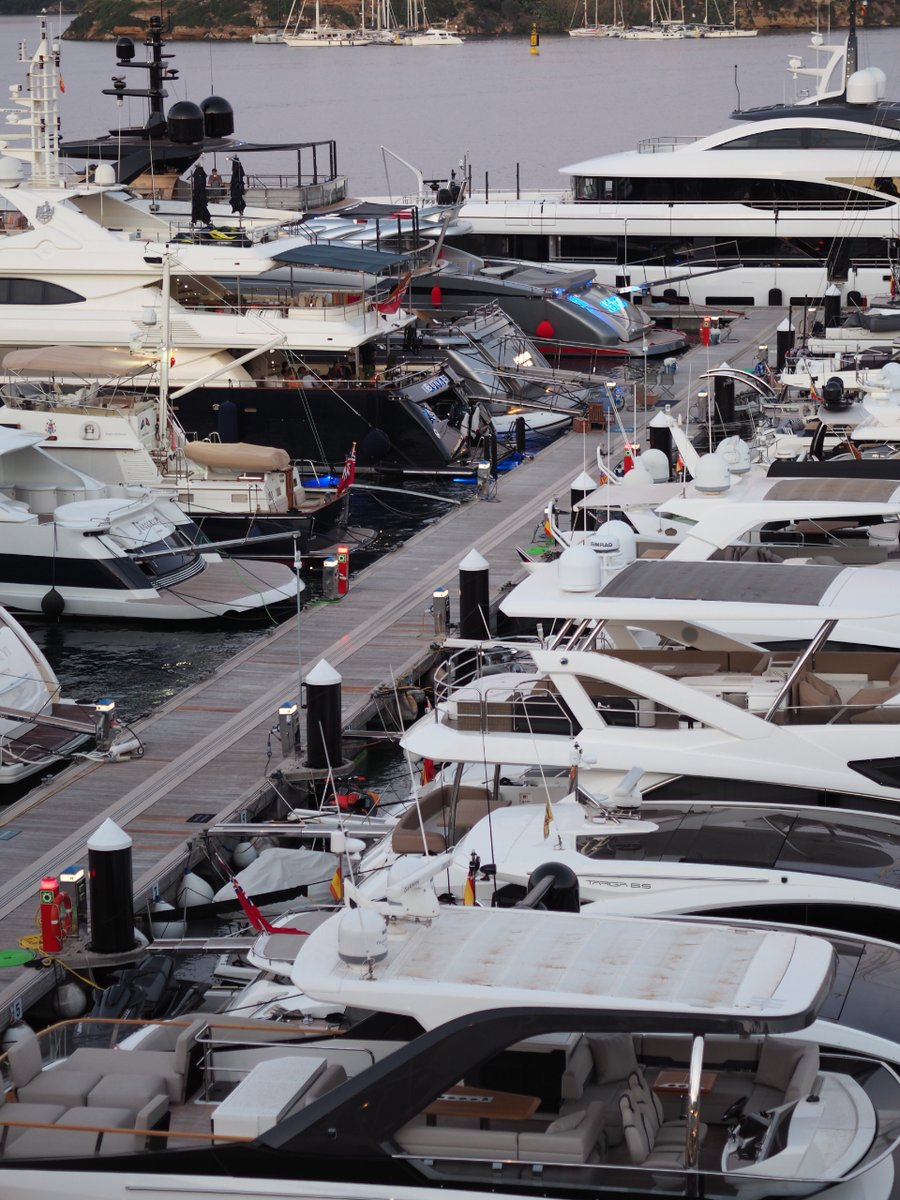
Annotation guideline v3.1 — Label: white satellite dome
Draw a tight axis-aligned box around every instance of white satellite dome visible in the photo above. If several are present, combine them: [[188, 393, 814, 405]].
[[0, 156, 24, 185], [588, 519, 637, 569], [558, 543, 604, 592], [637, 448, 669, 483], [93, 162, 116, 186], [846, 67, 880, 105], [693, 454, 731, 494]]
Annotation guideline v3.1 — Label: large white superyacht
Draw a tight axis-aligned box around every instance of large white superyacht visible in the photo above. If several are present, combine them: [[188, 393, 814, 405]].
[[457, 0, 900, 308]]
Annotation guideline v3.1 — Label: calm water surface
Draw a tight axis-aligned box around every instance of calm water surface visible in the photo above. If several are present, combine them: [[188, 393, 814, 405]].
[[3, 17, 900, 723], [2, 17, 900, 196]]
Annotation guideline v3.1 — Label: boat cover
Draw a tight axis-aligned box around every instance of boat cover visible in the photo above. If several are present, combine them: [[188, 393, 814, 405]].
[[183, 441, 290, 472], [271, 244, 412, 272], [214, 847, 339, 905]]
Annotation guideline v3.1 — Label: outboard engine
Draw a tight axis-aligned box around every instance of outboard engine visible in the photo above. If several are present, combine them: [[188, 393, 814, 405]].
[[821, 375, 852, 412]]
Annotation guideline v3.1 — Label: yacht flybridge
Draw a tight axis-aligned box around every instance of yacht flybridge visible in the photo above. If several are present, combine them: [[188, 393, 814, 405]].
[[457, 0, 900, 307], [4, 897, 900, 1200], [401, 580, 900, 813]]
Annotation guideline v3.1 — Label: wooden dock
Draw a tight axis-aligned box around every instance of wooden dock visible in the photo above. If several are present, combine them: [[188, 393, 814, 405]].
[[0, 307, 785, 1021]]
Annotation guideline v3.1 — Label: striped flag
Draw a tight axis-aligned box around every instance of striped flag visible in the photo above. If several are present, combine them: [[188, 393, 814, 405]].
[[463, 864, 476, 906], [329, 862, 343, 902]]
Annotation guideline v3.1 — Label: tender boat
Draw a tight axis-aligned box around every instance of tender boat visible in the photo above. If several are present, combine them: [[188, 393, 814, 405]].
[[0, 605, 95, 783]]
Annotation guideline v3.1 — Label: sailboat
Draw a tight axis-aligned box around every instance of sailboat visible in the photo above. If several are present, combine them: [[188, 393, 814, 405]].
[[569, 0, 622, 37], [282, 0, 372, 47], [620, 0, 687, 38], [698, 0, 757, 36]]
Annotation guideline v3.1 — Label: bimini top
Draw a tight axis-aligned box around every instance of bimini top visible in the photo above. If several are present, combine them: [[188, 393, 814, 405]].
[[292, 905, 835, 1034], [502, 558, 900, 626]]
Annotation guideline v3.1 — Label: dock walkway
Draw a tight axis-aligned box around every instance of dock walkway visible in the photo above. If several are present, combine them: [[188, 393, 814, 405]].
[[0, 307, 783, 1020]]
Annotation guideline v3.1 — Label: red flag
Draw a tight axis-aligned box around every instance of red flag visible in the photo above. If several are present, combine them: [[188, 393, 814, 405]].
[[463, 865, 476, 906], [231, 878, 308, 936], [337, 444, 356, 496], [375, 271, 411, 315], [421, 757, 435, 785], [59, 75, 65, 93]]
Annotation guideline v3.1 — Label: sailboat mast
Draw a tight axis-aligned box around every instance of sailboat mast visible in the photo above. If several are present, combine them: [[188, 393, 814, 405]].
[[158, 253, 171, 459], [846, 0, 857, 80]]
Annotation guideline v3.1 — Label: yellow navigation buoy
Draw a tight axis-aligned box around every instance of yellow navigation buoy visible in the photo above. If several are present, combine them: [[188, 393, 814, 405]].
[[530, 22, 539, 53]]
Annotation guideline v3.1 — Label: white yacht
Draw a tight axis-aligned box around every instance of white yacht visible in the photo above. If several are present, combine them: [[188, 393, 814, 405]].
[[0, 346, 357, 558], [0, 425, 299, 619], [401, 592, 900, 812], [3, 893, 900, 1199], [456, 2, 900, 308], [0, 20, 478, 474]]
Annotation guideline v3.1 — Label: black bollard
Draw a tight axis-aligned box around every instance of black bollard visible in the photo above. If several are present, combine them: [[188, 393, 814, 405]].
[[87, 819, 136, 954], [714, 373, 735, 428], [304, 659, 342, 771], [570, 470, 596, 533], [514, 416, 527, 454], [459, 550, 490, 641], [776, 319, 795, 371], [647, 411, 674, 472], [823, 284, 841, 329]]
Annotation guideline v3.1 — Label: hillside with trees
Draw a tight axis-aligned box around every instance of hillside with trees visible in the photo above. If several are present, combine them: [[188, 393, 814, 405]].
[[0, 0, 895, 38]]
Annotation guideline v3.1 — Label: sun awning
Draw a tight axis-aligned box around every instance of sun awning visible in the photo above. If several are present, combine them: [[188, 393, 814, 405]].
[[2, 347, 158, 377], [270, 244, 412, 273]]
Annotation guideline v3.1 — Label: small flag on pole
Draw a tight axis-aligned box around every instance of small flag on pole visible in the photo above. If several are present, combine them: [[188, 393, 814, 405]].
[[329, 862, 343, 902], [337, 443, 356, 496], [543, 797, 553, 840], [463, 864, 476, 906], [59, 75, 65, 93], [421, 757, 435, 785]]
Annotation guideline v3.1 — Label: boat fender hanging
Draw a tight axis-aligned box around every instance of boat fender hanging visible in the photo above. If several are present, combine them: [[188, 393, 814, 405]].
[[536, 319, 555, 340], [431, 285, 442, 306], [41, 587, 65, 619]]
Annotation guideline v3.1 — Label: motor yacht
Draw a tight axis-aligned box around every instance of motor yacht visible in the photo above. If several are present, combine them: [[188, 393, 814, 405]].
[[2, 889, 899, 1200], [0, 425, 299, 619], [0, 19, 479, 474], [401, 587, 900, 813], [0, 346, 364, 558], [455, 0, 900, 308]]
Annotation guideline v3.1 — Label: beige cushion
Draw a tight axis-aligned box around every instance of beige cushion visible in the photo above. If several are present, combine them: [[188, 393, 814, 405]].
[[796, 674, 842, 723], [5, 1105, 134, 1159], [519, 1100, 607, 1164], [545, 1111, 585, 1134], [560, 1037, 594, 1101], [587, 1034, 638, 1084], [6, 1038, 41, 1089], [65, 1048, 182, 1103], [18, 1067, 101, 1109]]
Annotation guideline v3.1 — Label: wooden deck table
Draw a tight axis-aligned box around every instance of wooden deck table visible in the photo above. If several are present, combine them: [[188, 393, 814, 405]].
[[424, 1086, 541, 1129]]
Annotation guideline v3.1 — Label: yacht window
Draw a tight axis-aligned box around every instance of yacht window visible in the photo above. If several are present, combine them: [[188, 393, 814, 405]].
[[569, 175, 892, 209], [848, 757, 900, 788], [0, 205, 31, 233], [0, 278, 85, 305], [725, 128, 900, 152], [656, 510, 697, 527]]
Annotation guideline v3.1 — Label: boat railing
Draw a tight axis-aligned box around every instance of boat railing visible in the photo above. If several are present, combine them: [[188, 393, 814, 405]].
[[637, 134, 704, 152]]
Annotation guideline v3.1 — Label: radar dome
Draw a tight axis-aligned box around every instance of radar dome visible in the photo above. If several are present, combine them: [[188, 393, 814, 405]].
[[166, 100, 205, 144], [716, 436, 751, 474], [847, 68, 879, 105], [693, 454, 731, 494], [0, 157, 24, 185], [589, 519, 637, 569], [337, 908, 388, 964], [558, 543, 603, 592], [620, 462, 654, 487], [200, 95, 234, 138], [115, 36, 136, 61], [638, 448, 669, 483], [93, 163, 116, 186], [878, 362, 900, 392]]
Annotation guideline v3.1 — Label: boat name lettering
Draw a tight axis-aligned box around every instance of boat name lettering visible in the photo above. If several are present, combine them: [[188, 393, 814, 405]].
[[586, 878, 652, 890], [421, 375, 449, 395]]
